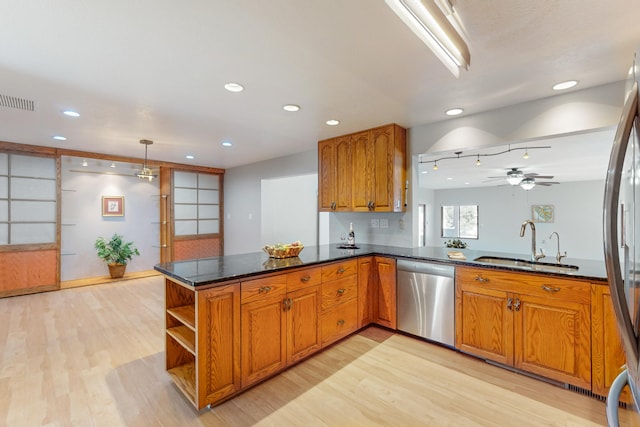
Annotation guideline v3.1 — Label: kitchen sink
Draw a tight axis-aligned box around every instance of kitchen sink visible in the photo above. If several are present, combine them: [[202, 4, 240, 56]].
[[473, 256, 579, 273]]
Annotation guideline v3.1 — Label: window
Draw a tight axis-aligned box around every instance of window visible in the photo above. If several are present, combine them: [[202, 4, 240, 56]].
[[441, 205, 478, 239], [0, 153, 57, 245], [418, 204, 426, 247], [173, 171, 221, 236]]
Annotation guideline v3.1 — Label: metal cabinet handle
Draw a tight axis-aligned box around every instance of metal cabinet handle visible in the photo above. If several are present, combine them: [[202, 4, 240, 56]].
[[300, 275, 311, 282], [282, 297, 293, 311], [259, 286, 272, 293], [513, 298, 521, 311], [507, 297, 513, 311], [337, 268, 346, 274], [331, 202, 336, 211], [475, 276, 489, 283], [541, 285, 561, 293], [337, 319, 345, 326], [337, 288, 346, 295]]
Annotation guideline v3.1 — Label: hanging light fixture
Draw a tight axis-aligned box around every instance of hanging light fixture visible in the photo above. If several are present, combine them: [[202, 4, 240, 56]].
[[433, 161, 439, 171], [475, 155, 481, 166], [520, 177, 536, 190], [136, 139, 157, 182]]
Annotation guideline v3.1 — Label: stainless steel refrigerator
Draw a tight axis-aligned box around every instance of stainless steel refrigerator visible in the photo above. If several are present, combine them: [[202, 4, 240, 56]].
[[603, 49, 640, 425]]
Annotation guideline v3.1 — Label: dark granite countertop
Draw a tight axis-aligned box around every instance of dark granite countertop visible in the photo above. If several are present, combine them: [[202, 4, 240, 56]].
[[154, 244, 608, 288]]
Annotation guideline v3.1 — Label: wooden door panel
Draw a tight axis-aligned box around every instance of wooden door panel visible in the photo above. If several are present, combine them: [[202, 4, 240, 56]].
[[514, 294, 590, 389], [371, 126, 393, 211], [318, 139, 336, 211], [374, 256, 396, 329], [456, 284, 513, 365], [351, 131, 371, 211], [335, 136, 352, 211], [287, 285, 321, 364], [241, 295, 286, 387]]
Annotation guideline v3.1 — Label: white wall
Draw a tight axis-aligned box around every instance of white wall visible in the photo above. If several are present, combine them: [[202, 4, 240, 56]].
[[224, 150, 318, 255], [60, 157, 160, 281], [428, 180, 605, 261], [261, 174, 318, 247]]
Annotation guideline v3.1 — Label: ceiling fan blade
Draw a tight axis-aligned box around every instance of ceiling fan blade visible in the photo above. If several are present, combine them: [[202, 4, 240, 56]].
[[536, 182, 560, 186], [524, 173, 554, 179]]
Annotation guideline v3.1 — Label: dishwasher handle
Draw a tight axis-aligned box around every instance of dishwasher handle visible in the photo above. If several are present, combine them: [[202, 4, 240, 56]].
[[396, 260, 455, 278]]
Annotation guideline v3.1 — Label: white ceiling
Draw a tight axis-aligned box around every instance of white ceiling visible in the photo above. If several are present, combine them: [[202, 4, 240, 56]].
[[1, 1, 640, 170]]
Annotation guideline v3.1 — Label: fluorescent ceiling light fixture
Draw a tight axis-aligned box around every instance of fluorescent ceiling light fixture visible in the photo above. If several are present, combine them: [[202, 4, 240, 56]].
[[185, 155, 195, 160], [221, 141, 233, 147], [63, 110, 80, 117], [445, 107, 463, 116], [326, 119, 340, 126], [224, 82, 244, 92], [53, 135, 67, 141], [283, 104, 300, 112], [385, 0, 470, 77], [552, 80, 578, 91]]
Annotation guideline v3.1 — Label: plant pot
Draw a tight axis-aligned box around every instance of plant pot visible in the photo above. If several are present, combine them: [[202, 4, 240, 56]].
[[108, 263, 127, 279]]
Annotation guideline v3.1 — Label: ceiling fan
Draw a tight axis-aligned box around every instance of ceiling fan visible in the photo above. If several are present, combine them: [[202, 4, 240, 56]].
[[486, 168, 559, 190]]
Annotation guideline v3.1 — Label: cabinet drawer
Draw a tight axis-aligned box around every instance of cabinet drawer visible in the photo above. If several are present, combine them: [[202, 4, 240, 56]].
[[241, 275, 287, 303], [321, 298, 359, 346], [456, 267, 590, 304], [286, 266, 322, 292], [321, 276, 357, 310], [321, 259, 357, 282]]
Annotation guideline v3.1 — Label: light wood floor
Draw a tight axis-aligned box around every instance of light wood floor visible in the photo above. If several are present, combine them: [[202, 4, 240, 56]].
[[1, 276, 638, 427]]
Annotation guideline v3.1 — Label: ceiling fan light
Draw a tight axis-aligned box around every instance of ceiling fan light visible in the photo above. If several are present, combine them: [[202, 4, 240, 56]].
[[520, 177, 535, 190], [506, 169, 524, 185]]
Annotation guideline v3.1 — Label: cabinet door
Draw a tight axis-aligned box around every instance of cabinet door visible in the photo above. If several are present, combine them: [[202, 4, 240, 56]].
[[241, 292, 287, 387], [318, 138, 336, 211], [591, 284, 631, 401], [374, 256, 396, 329], [287, 285, 321, 364], [370, 125, 394, 211], [455, 281, 514, 365], [351, 131, 372, 211], [334, 135, 352, 211], [514, 293, 591, 389], [197, 283, 241, 409], [357, 257, 375, 327]]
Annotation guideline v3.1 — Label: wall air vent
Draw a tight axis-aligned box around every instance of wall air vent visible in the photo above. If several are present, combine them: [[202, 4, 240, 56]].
[[0, 94, 35, 111]]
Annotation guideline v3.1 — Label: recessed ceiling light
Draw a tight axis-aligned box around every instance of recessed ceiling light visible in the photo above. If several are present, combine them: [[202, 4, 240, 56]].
[[82, 160, 88, 167], [110, 162, 116, 168], [447, 177, 453, 180], [221, 141, 233, 147], [445, 108, 464, 116], [224, 82, 244, 92], [63, 110, 80, 117], [326, 119, 340, 126], [283, 104, 300, 112], [552, 80, 578, 91], [185, 155, 195, 160], [53, 135, 67, 141]]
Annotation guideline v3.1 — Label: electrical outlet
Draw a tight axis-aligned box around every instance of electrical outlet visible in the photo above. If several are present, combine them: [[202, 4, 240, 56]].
[[371, 219, 380, 228], [380, 218, 389, 228], [399, 218, 405, 229]]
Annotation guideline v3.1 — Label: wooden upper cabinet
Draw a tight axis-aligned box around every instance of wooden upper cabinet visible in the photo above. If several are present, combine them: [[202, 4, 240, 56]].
[[318, 123, 406, 212]]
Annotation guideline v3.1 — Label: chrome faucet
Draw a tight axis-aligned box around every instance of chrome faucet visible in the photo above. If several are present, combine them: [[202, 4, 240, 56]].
[[520, 220, 545, 262], [549, 232, 567, 264]]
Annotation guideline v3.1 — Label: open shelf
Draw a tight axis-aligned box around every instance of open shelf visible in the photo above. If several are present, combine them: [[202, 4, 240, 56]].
[[167, 305, 195, 330], [167, 326, 196, 355], [168, 362, 196, 405]]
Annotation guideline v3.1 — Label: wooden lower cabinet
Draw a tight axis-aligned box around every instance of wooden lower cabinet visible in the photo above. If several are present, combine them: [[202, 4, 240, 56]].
[[456, 266, 591, 389], [287, 284, 322, 364], [321, 260, 359, 346], [591, 283, 631, 402], [357, 256, 397, 329], [165, 278, 240, 410]]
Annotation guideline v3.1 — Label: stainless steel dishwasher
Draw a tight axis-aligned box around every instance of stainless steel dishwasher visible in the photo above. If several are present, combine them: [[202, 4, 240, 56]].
[[396, 259, 455, 347]]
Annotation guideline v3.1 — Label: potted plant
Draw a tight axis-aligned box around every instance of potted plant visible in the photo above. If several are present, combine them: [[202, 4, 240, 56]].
[[94, 233, 140, 279]]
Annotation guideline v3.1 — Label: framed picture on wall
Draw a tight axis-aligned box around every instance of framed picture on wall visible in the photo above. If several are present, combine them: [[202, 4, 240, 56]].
[[532, 204, 554, 223], [102, 196, 124, 217]]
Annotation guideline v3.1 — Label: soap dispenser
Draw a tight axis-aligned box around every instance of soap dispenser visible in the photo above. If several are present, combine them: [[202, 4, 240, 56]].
[[347, 222, 355, 246]]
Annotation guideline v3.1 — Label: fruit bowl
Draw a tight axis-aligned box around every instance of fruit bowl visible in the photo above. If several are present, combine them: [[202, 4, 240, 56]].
[[263, 241, 304, 258]]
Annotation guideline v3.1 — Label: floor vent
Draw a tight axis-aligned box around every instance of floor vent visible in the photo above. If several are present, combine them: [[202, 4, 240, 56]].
[[0, 94, 35, 111], [565, 384, 627, 408]]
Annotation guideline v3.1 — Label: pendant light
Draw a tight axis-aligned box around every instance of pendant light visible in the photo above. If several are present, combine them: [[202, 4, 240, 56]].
[[136, 139, 157, 181]]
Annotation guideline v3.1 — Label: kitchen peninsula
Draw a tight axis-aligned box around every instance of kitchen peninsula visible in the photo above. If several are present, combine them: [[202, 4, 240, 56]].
[[155, 244, 616, 410]]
